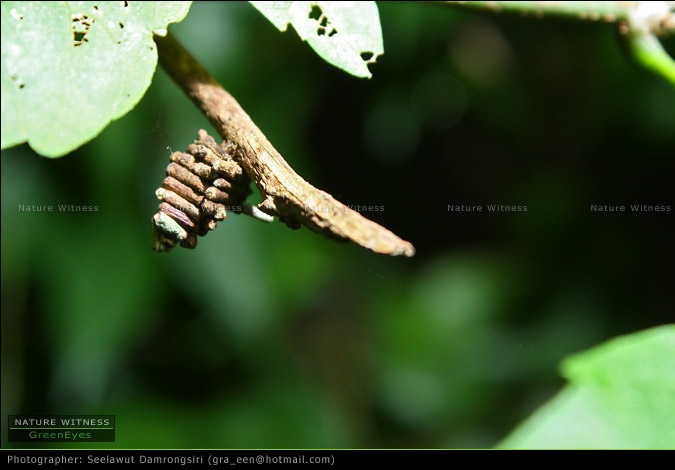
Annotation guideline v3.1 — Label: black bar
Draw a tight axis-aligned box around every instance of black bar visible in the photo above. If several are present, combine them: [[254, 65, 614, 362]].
[[3, 449, 494, 465]]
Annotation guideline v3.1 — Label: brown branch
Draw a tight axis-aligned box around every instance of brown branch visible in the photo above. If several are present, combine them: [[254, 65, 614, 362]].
[[154, 32, 415, 257]]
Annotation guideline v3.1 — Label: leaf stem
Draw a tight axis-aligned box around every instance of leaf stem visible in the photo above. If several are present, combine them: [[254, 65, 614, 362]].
[[437, 1, 675, 85]]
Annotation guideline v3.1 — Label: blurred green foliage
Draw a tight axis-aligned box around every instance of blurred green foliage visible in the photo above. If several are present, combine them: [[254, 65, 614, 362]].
[[499, 325, 675, 449], [2, 2, 674, 449]]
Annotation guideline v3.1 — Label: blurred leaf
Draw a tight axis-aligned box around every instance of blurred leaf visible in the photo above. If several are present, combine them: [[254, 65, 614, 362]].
[[498, 325, 675, 449], [0, 1, 191, 157], [249, 1, 383, 78]]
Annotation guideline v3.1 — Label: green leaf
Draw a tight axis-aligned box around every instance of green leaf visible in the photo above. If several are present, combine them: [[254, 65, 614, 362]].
[[1, 1, 191, 158], [249, 1, 383, 79], [498, 325, 675, 449]]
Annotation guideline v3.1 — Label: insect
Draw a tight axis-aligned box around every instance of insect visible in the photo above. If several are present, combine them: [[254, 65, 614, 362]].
[[151, 130, 257, 252]]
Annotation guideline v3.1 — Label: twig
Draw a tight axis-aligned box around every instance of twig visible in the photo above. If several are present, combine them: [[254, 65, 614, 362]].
[[440, 1, 675, 36], [154, 32, 415, 257]]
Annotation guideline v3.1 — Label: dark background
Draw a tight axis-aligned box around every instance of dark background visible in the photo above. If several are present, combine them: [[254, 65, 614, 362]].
[[2, 2, 673, 448]]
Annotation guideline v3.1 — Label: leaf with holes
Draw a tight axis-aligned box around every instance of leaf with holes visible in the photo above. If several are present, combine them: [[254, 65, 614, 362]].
[[249, 1, 383, 79], [1, 1, 191, 158]]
